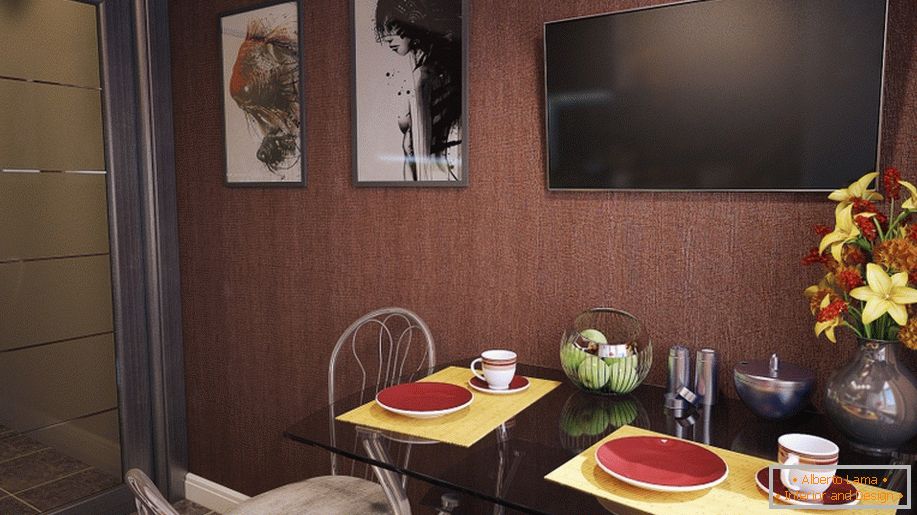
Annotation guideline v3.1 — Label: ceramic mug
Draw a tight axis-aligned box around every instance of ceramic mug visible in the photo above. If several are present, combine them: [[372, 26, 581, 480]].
[[778, 433, 839, 497], [470, 350, 517, 390]]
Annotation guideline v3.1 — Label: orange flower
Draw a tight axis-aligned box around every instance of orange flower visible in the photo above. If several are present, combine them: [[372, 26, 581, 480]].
[[801, 247, 829, 266], [836, 267, 864, 292], [874, 238, 917, 279], [843, 245, 868, 266], [814, 224, 832, 237], [907, 224, 917, 243], [815, 296, 847, 343], [899, 318, 917, 350], [883, 167, 901, 200], [855, 215, 878, 240]]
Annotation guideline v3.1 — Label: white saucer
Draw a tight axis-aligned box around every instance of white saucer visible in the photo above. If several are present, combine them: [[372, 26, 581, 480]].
[[467, 376, 530, 394], [754, 467, 859, 506]]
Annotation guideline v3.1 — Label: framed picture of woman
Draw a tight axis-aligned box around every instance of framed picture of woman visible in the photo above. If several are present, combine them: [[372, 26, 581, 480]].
[[352, 0, 468, 187], [220, 0, 306, 186]]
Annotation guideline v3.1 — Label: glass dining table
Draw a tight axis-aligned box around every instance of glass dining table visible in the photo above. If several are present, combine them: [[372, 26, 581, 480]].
[[284, 362, 915, 514]]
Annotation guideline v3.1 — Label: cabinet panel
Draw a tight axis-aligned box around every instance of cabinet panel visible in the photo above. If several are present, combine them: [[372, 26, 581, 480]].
[[0, 80, 104, 171], [0, 255, 113, 350], [0, 0, 100, 88], [0, 173, 109, 261], [0, 334, 117, 434]]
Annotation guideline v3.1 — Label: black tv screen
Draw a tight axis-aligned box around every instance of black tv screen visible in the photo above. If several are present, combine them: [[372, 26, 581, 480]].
[[544, 0, 887, 191]]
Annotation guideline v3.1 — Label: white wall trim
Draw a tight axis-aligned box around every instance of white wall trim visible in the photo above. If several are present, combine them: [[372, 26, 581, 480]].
[[184, 473, 250, 513]]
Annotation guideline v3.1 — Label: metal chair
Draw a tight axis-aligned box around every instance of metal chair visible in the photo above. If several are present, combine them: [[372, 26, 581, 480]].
[[325, 307, 437, 515], [126, 308, 434, 515], [328, 306, 436, 409], [125, 468, 179, 515]]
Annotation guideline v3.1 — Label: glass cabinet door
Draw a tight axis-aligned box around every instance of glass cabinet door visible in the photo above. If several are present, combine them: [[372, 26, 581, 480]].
[[0, 1, 123, 512]]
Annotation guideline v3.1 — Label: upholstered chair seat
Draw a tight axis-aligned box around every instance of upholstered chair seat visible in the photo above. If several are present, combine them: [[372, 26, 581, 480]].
[[226, 475, 391, 514]]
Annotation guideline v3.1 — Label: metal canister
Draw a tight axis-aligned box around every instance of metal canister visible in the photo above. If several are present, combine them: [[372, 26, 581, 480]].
[[693, 405, 712, 444], [667, 345, 690, 395], [694, 348, 718, 406]]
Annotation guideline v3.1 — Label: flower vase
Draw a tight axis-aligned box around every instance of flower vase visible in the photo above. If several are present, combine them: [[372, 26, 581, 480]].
[[824, 338, 917, 455]]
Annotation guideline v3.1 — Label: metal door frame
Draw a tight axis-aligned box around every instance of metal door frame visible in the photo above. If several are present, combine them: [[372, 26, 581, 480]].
[[48, 0, 186, 512]]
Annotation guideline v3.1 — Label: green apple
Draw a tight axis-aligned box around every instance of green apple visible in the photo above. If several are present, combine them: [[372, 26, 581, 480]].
[[560, 394, 598, 439], [578, 356, 610, 390], [560, 342, 588, 374], [583, 408, 612, 436], [580, 328, 608, 344], [560, 397, 612, 437], [606, 399, 639, 427], [560, 409, 586, 437], [603, 354, 639, 393]]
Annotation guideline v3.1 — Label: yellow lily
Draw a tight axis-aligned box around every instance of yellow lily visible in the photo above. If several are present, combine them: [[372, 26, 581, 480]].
[[814, 295, 843, 343], [900, 180, 917, 210], [828, 172, 882, 208], [804, 274, 835, 313], [849, 263, 917, 325], [818, 205, 874, 262]]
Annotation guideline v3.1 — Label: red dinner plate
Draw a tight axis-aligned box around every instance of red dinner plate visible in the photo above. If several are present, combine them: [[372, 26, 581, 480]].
[[595, 436, 729, 491], [376, 382, 474, 418]]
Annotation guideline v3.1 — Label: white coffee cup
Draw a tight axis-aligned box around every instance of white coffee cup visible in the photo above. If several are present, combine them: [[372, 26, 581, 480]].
[[778, 433, 839, 497], [470, 350, 517, 390]]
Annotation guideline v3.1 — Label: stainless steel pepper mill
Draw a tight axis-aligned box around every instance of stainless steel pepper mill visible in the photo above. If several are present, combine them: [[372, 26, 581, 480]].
[[665, 345, 692, 412], [667, 345, 690, 394], [694, 348, 718, 406]]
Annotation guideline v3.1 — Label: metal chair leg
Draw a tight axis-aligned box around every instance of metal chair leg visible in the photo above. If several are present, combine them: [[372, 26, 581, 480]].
[[360, 432, 412, 515]]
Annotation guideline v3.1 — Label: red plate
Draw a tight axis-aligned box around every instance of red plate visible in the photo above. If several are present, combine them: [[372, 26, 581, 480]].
[[376, 382, 474, 418], [595, 436, 729, 491]]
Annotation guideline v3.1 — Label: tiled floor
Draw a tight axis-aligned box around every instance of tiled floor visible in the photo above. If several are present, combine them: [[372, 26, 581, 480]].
[[168, 499, 216, 515], [0, 424, 119, 513], [129, 499, 216, 515]]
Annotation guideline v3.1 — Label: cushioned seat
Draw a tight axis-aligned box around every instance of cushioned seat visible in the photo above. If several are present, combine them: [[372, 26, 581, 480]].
[[227, 475, 391, 515]]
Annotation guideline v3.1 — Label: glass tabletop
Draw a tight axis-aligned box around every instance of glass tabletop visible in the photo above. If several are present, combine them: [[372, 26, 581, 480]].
[[284, 362, 915, 514]]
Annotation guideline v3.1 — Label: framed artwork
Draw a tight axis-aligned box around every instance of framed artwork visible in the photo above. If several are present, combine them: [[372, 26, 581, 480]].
[[352, 0, 468, 187], [220, 0, 306, 186]]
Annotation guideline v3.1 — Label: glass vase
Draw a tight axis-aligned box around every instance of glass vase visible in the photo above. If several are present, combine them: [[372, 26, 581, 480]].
[[824, 338, 917, 455]]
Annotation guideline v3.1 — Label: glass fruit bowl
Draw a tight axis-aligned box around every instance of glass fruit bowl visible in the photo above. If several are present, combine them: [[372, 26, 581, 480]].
[[559, 308, 653, 395]]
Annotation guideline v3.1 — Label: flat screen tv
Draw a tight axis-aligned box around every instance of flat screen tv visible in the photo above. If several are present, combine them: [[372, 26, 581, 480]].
[[544, 0, 888, 191]]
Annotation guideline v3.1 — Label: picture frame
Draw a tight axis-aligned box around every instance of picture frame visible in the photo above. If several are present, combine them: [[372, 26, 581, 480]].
[[351, 0, 469, 187], [219, 0, 306, 186]]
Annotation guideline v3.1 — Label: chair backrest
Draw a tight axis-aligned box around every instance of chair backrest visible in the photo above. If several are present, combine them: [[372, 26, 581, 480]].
[[328, 307, 436, 406], [125, 468, 179, 515]]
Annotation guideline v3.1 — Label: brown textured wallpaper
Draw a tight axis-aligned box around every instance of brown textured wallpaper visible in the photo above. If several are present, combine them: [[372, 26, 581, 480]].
[[169, 0, 917, 495]]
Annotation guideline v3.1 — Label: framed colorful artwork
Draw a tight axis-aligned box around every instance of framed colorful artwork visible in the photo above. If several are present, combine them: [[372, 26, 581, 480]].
[[351, 0, 469, 187], [220, 0, 306, 186]]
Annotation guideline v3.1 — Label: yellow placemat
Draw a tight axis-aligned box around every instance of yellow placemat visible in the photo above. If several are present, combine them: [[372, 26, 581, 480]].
[[545, 425, 901, 515], [335, 366, 560, 447]]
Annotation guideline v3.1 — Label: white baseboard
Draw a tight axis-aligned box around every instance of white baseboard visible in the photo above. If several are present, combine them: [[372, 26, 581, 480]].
[[185, 473, 250, 514]]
